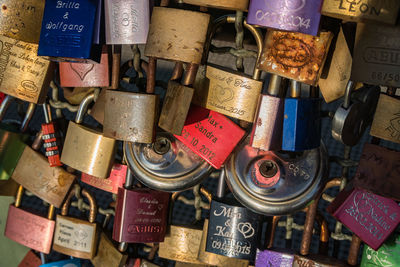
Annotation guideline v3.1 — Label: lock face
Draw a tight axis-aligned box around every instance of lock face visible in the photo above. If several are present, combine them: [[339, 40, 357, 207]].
[[257, 30, 333, 86], [91, 232, 128, 267], [352, 23, 400, 87], [59, 46, 110, 87], [81, 163, 127, 194], [113, 188, 170, 243], [354, 144, 400, 202], [0, 35, 53, 104], [321, 0, 400, 24], [0, 0, 45, 43], [144, 7, 210, 64], [247, 0, 323, 36], [361, 234, 400, 267], [370, 94, 400, 144], [327, 187, 400, 250], [256, 249, 294, 267], [39, 259, 81, 267], [0, 128, 27, 180], [174, 105, 245, 169], [206, 200, 261, 260], [183, 0, 249, 11], [104, 0, 150, 44]]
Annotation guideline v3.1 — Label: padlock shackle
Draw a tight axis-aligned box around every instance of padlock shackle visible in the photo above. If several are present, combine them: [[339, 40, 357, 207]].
[[146, 57, 157, 94], [61, 186, 98, 223], [181, 63, 199, 87], [216, 169, 226, 199], [75, 92, 95, 124], [343, 80, 355, 109], [171, 62, 184, 81], [0, 95, 14, 122], [42, 103, 52, 124], [290, 80, 301, 98], [267, 75, 283, 97], [315, 213, 329, 255]]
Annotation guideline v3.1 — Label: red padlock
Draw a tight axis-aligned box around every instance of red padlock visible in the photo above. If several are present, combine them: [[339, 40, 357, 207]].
[[41, 103, 62, 167], [81, 163, 127, 194]]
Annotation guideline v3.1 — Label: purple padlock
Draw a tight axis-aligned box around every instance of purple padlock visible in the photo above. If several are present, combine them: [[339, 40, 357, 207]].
[[247, 0, 323, 36], [255, 249, 294, 267]]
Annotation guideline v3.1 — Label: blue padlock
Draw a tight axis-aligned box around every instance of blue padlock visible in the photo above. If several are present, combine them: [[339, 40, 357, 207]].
[[38, 0, 102, 62], [40, 258, 81, 267], [282, 81, 321, 151]]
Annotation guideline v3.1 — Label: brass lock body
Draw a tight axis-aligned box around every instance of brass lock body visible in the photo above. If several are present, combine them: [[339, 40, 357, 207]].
[[91, 231, 128, 267], [183, 0, 249, 11]]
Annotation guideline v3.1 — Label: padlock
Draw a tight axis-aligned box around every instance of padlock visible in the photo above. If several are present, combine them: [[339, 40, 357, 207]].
[[59, 45, 110, 87], [5, 185, 56, 253], [125, 258, 160, 267], [353, 144, 400, 201], [89, 88, 106, 125], [53, 187, 99, 259], [39, 259, 81, 267], [81, 163, 127, 194], [361, 233, 400, 267], [18, 250, 42, 267], [104, 0, 150, 44], [282, 80, 321, 151], [193, 15, 263, 123], [321, 0, 400, 24], [125, 131, 213, 192], [352, 23, 400, 88], [257, 29, 333, 86], [113, 168, 170, 243], [247, 0, 323, 36], [250, 74, 286, 151], [38, 0, 102, 62], [256, 248, 294, 267], [370, 92, 400, 145], [61, 91, 116, 178], [327, 185, 400, 250], [0, 35, 54, 104], [41, 103, 62, 167], [183, 0, 249, 11], [225, 135, 328, 215], [174, 105, 246, 169]]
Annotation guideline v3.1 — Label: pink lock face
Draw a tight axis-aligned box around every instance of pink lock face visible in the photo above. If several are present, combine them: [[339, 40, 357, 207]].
[[81, 164, 127, 194], [174, 105, 245, 169]]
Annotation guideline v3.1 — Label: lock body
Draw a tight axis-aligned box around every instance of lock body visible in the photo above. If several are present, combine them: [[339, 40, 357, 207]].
[[81, 163, 127, 194], [361, 234, 400, 267], [61, 121, 116, 178], [40, 259, 81, 267], [247, 0, 323, 36], [103, 91, 158, 143], [256, 249, 294, 267], [113, 188, 170, 243], [293, 254, 350, 267], [19, 251, 42, 267], [257, 30, 333, 86], [91, 232, 128, 267], [0, 35, 53, 104], [0, 128, 27, 180], [89, 88, 106, 125], [183, 0, 249, 11]]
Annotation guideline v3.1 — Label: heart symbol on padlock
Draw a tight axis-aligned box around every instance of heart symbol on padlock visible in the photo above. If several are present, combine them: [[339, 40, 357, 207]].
[[69, 63, 94, 81], [214, 85, 234, 104]]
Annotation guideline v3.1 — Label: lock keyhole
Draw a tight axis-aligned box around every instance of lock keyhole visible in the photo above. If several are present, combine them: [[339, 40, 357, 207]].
[[153, 137, 171, 155], [259, 160, 278, 178]]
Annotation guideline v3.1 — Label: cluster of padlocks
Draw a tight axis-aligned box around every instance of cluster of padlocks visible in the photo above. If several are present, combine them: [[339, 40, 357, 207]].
[[0, 0, 399, 266]]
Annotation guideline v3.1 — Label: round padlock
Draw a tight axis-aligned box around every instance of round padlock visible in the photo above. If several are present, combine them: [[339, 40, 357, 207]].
[[124, 132, 213, 192]]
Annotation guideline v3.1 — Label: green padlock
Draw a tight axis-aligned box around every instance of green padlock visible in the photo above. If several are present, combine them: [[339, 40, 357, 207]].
[[361, 233, 400, 267]]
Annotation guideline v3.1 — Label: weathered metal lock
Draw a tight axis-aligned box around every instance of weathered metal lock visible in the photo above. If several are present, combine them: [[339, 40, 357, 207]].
[[327, 186, 400, 250], [39, 258, 81, 267], [183, 0, 249, 11], [5, 186, 55, 254], [0, 35, 54, 104], [225, 136, 328, 215], [361, 233, 400, 267], [193, 15, 263, 123], [250, 74, 285, 151], [53, 187, 99, 259], [282, 80, 321, 151], [257, 29, 333, 86], [61, 92, 116, 178], [322, 0, 400, 24], [41, 103, 63, 167], [81, 163, 127, 194], [256, 248, 294, 267], [248, 0, 323, 36], [113, 169, 170, 243], [38, 0, 102, 62], [104, 0, 150, 44], [125, 131, 213, 192]]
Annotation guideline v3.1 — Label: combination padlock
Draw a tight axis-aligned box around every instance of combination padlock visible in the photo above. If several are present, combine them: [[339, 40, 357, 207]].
[[182, 0, 249, 11], [41, 103, 62, 167]]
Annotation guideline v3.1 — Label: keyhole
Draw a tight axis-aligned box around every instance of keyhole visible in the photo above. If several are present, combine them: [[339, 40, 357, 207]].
[[153, 137, 171, 155], [259, 161, 278, 178]]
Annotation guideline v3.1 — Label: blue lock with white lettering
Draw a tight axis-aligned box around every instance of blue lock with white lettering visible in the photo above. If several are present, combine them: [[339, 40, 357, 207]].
[[282, 80, 321, 151], [38, 0, 102, 62], [40, 258, 81, 267]]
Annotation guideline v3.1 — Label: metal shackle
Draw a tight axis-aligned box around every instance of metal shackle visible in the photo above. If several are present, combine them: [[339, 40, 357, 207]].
[[61, 187, 98, 223]]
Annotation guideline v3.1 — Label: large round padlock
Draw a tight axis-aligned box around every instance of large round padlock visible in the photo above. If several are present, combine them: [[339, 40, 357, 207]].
[[225, 136, 328, 215], [124, 132, 213, 192]]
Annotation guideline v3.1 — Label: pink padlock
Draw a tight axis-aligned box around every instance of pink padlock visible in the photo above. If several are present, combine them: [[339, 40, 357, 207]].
[[81, 163, 127, 194]]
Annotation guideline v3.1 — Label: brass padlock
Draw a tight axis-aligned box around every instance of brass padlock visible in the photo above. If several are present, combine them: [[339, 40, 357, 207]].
[[183, 0, 249, 11], [53, 187, 99, 259], [89, 88, 106, 125], [61, 92, 116, 178]]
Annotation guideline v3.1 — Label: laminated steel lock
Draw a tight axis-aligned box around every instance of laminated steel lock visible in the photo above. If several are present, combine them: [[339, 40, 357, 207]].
[[61, 92, 116, 178], [183, 0, 249, 11], [327, 186, 400, 250], [174, 105, 246, 169], [18, 250, 42, 267], [81, 163, 127, 194], [247, 0, 323, 36], [193, 15, 263, 123], [125, 131, 213, 192], [5, 185, 56, 254], [321, 0, 400, 24], [282, 80, 321, 151], [38, 0, 102, 62], [257, 29, 333, 86], [256, 248, 294, 267], [53, 187, 99, 259], [39, 259, 81, 267], [250, 74, 286, 151], [113, 169, 170, 243], [0, 35, 54, 104], [225, 136, 328, 215], [0, 0, 45, 43], [41, 103, 62, 167], [104, 0, 150, 44], [361, 233, 400, 267], [352, 23, 400, 88]]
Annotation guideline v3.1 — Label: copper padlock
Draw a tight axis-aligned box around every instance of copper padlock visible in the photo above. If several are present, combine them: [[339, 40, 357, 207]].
[[183, 0, 249, 11], [18, 250, 42, 267]]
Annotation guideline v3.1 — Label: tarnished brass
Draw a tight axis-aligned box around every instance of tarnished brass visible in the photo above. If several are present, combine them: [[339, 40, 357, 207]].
[[322, 0, 400, 24], [89, 89, 106, 125], [0, 35, 53, 104], [103, 90, 159, 143], [0, 0, 45, 43], [63, 87, 97, 105], [12, 146, 75, 208], [258, 30, 333, 86], [144, 7, 210, 64], [91, 232, 128, 267], [158, 80, 194, 135], [183, 0, 248, 11], [61, 122, 116, 178]]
